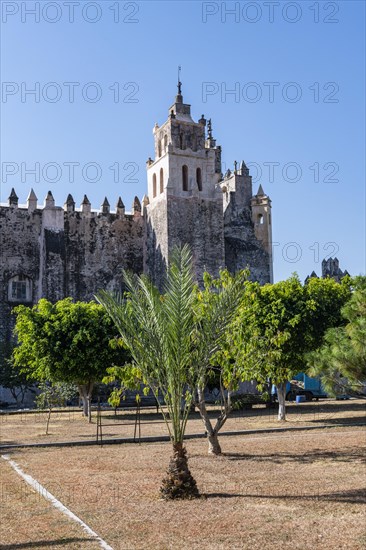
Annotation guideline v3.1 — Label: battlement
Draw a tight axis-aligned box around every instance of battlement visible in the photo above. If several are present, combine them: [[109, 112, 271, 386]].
[[1, 188, 142, 219]]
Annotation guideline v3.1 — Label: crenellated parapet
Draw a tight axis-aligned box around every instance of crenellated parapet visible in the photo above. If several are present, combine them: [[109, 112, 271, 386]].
[[1, 188, 141, 219], [0, 188, 144, 310]]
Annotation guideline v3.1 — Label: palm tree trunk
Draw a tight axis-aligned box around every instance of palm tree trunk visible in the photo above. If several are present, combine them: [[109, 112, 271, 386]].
[[160, 442, 199, 500]]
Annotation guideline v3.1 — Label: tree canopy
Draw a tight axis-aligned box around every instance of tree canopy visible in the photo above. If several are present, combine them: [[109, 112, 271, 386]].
[[12, 298, 127, 419], [216, 274, 352, 420], [307, 276, 366, 396]]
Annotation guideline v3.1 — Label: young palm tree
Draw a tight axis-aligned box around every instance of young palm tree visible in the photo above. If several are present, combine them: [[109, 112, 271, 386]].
[[97, 245, 245, 499]]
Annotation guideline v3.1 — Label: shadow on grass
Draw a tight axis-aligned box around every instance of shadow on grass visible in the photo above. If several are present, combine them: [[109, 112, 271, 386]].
[[224, 447, 366, 464], [0, 537, 95, 548], [205, 487, 366, 504]]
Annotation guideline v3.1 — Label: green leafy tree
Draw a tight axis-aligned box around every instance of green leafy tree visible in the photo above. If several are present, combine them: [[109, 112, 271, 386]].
[[12, 298, 127, 421], [223, 275, 352, 422], [97, 245, 245, 499], [303, 274, 352, 348], [308, 276, 366, 395]]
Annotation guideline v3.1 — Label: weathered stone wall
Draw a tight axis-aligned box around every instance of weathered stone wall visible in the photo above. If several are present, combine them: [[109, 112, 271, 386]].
[[167, 195, 225, 285], [64, 211, 143, 300], [143, 199, 168, 288], [0, 202, 144, 365], [223, 193, 271, 285], [0, 206, 42, 361]]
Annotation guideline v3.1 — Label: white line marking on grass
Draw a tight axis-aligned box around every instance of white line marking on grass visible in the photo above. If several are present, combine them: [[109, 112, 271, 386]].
[[1, 454, 114, 550]]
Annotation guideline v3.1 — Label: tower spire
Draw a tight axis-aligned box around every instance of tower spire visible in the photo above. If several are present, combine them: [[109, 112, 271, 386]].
[[177, 65, 182, 95]]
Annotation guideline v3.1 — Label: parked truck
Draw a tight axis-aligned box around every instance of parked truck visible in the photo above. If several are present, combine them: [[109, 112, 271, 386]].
[[272, 373, 328, 402]]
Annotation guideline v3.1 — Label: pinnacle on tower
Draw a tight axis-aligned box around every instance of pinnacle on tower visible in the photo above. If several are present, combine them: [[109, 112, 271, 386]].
[[116, 197, 124, 209], [116, 197, 125, 218], [65, 193, 75, 205], [257, 184, 265, 196], [81, 194, 91, 213], [8, 188, 19, 206], [64, 193, 75, 213], [132, 196, 141, 215], [241, 161, 249, 176], [27, 188, 37, 201], [44, 190, 55, 208], [27, 188, 38, 212], [101, 197, 110, 214]]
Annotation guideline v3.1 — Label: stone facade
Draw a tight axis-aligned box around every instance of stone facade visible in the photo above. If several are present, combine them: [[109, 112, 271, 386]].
[[0, 84, 272, 363], [144, 86, 272, 287]]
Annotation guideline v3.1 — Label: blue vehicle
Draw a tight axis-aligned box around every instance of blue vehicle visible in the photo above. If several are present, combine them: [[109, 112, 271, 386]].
[[272, 373, 327, 401]]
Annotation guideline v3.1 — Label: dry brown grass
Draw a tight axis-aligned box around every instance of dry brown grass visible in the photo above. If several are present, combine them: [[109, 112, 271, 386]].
[[1, 399, 365, 447], [1, 426, 365, 549], [0, 458, 101, 549]]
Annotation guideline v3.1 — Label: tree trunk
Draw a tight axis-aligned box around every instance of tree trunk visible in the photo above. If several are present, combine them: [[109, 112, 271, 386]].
[[196, 387, 221, 455], [46, 407, 51, 435], [78, 382, 94, 422], [87, 394, 92, 423], [195, 386, 231, 455], [208, 432, 222, 455], [160, 442, 199, 500], [277, 382, 287, 421]]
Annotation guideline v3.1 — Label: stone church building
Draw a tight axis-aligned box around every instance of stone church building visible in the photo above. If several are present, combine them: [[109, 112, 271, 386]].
[[0, 84, 273, 363]]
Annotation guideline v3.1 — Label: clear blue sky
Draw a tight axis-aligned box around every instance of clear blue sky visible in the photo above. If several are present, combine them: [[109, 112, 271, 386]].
[[1, 0, 365, 282]]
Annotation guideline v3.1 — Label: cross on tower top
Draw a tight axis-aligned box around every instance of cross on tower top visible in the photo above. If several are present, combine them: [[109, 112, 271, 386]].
[[177, 65, 182, 95]]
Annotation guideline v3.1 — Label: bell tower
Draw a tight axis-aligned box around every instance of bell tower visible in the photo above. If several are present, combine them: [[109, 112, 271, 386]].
[[144, 79, 225, 287]]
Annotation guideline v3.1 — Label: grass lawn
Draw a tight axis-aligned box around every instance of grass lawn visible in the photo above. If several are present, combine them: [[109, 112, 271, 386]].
[[1, 426, 365, 549], [1, 399, 365, 447]]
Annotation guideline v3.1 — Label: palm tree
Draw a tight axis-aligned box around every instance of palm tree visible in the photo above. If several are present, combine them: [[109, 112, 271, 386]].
[[97, 245, 245, 499]]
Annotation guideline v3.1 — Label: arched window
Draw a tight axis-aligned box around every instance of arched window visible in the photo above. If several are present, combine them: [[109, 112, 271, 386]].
[[179, 133, 184, 149], [164, 134, 168, 151], [153, 174, 157, 198], [160, 168, 164, 194], [258, 213, 264, 225], [182, 165, 188, 191], [158, 140, 162, 157], [196, 167, 202, 191]]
